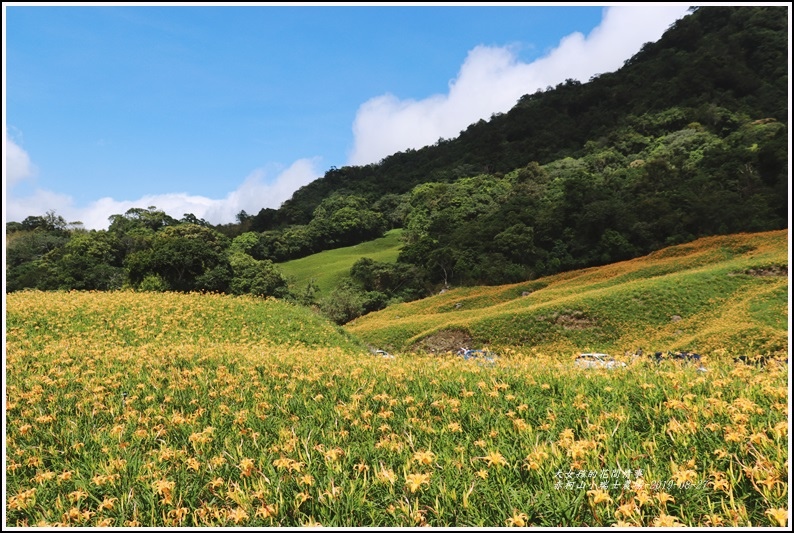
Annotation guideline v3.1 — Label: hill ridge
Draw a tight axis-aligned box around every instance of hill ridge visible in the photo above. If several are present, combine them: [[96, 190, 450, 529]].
[[345, 229, 788, 356]]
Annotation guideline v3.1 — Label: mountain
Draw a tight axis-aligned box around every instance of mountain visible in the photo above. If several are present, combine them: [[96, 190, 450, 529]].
[[260, 6, 787, 228]]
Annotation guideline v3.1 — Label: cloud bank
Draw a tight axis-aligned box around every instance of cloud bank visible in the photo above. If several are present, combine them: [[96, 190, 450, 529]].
[[5, 134, 37, 187], [347, 5, 690, 165], [5, 155, 322, 230]]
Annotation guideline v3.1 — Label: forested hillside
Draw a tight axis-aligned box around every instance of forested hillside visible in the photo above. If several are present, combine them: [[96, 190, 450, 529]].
[[6, 6, 788, 324], [254, 5, 787, 227]]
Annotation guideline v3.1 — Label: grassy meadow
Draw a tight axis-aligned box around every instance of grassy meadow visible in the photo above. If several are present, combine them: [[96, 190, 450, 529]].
[[279, 228, 403, 295], [348, 230, 789, 358], [5, 230, 790, 527]]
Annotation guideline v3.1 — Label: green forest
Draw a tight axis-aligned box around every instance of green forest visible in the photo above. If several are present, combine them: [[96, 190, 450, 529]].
[[6, 6, 789, 324]]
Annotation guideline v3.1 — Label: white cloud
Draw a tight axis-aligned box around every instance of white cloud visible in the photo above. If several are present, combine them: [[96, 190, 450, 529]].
[[347, 5, 691, 166], [5, 188, 76, 225], [4, 131, 37, 187], [5, 158, 323, 230]]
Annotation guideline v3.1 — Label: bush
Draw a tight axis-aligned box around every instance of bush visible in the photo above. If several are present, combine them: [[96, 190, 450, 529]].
[[318, 283, 366, 325], [138, 273, 169, 292]]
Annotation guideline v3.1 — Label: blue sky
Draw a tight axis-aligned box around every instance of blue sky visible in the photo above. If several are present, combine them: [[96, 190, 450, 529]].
[[4, 3, 693, 230]]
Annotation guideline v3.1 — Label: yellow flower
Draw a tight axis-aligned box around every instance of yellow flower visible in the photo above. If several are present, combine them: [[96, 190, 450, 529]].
[[152, 478, 175, 497], [653, 513, 684, 527], [483, 450, 508, 468], [405, 472, 431, 493], [239, 457, 255, 477], [568, 441, 590, 460], [772, 421, 788, 439], [506, 511, 529, 527], [671, 468, 697, 487], [476, 469, 489, 479], [757, 473, 781, 491], [616, 501, 638, 518], [31, 471, 56, 484], [67, 489, 88, 502], [704, 514, 724, 526], [324, 447, 344, 462], [186, 457, 201, 472], [709, 471, 730, 492], [227, 507, 249, 525], [412, 450, 436, 466], [168, 507, 190, 524], [272, 457, 293, 470], [376, 466, 396, 485], [587, 488, 613, 505], [98, 497, 118, 511], [288, 460, 305, 473], [321, 483, 342, 502], [634, 491, 652, 507], [655, 492, 675, 506], [724, 428, 743, 443], [62, 507, 83, 523], [526, 448, 549, 463], [749, 432, 770, 445], [7, 489, 36, 511], [765, 507, 788, 527]]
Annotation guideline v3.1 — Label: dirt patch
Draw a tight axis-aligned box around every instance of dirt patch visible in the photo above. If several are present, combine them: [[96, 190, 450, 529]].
[[537, 310, 596, 330], [412, 329, 473, 354], [555, 314, 596, 330], [743, 265, 787, 277]]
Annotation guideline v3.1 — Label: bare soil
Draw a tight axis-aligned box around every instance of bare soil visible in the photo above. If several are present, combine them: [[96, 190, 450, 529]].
[[411, 329, 473, 354], [743, 265, 787, 277]]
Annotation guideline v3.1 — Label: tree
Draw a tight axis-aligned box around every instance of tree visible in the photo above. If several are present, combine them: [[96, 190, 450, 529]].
[[228, 253, 289, 298], [49, 230, 125, 290], [309, 194, 387, 247], [230, 232, 267, 259], [108, 206, 177, 234], [5, 218, 71, 291], [350, 257, 428, 301], [180, 213, 213, 227], [492, 223, 537, 264], [126, 223, 230, 292], [318, 282, 366, 325]]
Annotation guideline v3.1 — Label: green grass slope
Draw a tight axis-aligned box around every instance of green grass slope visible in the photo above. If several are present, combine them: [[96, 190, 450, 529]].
[[278, 229, 403, 295], [346, 230, 789, 358]]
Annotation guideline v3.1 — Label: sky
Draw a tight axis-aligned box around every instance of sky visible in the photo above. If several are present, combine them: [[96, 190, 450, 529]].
[[4, 2, 695, 230]]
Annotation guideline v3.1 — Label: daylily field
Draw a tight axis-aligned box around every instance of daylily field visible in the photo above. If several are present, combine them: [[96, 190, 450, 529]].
[[4, 289, 789, 527]]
